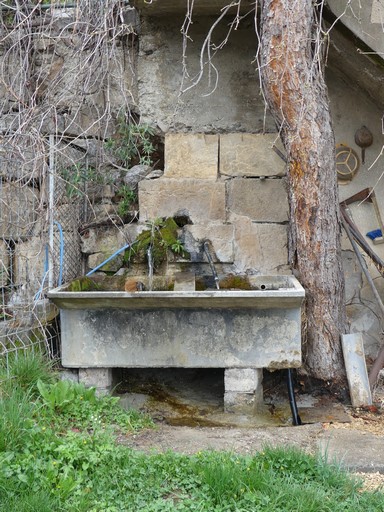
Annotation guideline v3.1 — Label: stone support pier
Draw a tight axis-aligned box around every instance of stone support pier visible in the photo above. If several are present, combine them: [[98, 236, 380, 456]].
[[224, 368, 264, 414], [78, 368, 113, 395]]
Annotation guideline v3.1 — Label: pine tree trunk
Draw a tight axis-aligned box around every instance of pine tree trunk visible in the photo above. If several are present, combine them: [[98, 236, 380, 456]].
[[260, 0, 346, 382]]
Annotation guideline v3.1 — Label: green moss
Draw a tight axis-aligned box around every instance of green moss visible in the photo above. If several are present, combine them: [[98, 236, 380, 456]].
[[195, 279, 206, 291], [67, 277, 102, 292], [128, 217, 190, 270], [219, 274, 252, 290]]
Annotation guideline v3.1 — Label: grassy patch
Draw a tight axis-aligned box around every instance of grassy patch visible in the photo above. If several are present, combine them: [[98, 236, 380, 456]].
[[0, 353, 383, 511]]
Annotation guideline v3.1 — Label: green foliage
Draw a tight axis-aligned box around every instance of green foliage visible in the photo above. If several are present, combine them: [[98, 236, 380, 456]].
[[59, 164, 112, 199], [0, 388, 35, 453], [0, 350, 56, 397], [116, 184, 137, 218], [37, 379, 90, 412], [129, 217, 189, 269], [105, 119, 155, 168], [0, 491, 61, 512], [1, 355, 383, 511], [60, 164, 94, 198], [37, 378, 153, 432]]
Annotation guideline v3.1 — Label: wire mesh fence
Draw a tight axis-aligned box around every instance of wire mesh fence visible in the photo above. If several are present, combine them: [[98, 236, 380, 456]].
[[0, 0, 137, 369]]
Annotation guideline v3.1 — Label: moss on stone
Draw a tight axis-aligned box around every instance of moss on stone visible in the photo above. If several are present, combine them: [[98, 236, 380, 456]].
[[67, 277, 102, 292], [219, 274, 252, 290], [129, 217, 190, 269]]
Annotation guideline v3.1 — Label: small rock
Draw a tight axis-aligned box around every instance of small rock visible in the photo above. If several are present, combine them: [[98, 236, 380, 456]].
[[123, 164, 152, 190], [145, 169, 163, 180]]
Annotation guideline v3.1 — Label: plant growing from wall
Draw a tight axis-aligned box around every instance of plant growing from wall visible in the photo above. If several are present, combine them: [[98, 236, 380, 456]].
[[59, 164, 111, 198], [128, 217, 189, 269], [116, 184, 137, 218], [105, 118, 155, 168]]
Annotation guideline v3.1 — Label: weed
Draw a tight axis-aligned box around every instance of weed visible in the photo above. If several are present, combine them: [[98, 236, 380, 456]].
[[105, 119, 155, 168], [59, 163, 115, 199], [0, 490, 62, 512], [37, 378, 153, 433], [0, 350, 56, 397], [116, 184, 137, 218]]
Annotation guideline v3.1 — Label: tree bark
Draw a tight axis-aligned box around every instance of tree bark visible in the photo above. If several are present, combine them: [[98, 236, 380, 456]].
[[260, 0, 346, 382]]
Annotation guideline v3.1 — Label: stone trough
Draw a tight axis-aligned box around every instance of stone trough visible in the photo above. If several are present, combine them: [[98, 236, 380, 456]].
[[48, 274, 305, 413]]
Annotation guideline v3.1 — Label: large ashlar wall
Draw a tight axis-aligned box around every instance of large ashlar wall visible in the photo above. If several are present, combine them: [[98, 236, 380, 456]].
[[139, 132, 289, 274]]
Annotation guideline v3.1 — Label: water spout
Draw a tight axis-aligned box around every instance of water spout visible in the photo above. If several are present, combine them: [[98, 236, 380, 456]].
[[203, 241, 220, 290], [147, 245, 154, 291]]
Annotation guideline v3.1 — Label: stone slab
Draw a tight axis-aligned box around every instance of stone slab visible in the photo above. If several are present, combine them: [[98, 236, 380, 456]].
[[0, 183, 40, 240], [227, 178, 288, 222], [173, 272, 196, 291], [59, 306, 302, 369], [183, 223, 234, 263], [78, 368, 113, 395], [14, 237, 47, 293], [232, 216, 289, 274], [87, 252, 124, 273], [82, 226, 128, 273], [137, 16, 276, 133], [60, 369, 79, 383], [328, 0, 384, 60], [133, 0, 254, 15], [164, 133, 218, 179], [220, 133, 286, 177], [224, 391, 263, 414], [49, 275, 305, 310], [81, 227, 125, 255], [0, 241, 10, 288], [0, 136, 45, 181], [341, 333, 372, 407], [319, 429, 384, 473], [138, 178, 226, 223]]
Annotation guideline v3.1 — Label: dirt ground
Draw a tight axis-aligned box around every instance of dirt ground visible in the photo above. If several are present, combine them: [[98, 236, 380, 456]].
[[116, 369, 384, 490]]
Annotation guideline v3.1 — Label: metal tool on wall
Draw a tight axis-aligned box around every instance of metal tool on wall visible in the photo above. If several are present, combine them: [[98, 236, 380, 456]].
[[340, 189, 384, 276], [340, 189, 384, 390], [341, 187, 384, 246], [354, 125, 373, 164]]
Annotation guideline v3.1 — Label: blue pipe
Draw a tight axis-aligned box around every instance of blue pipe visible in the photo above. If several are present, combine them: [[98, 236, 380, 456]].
[[86, 242, 135, 276]]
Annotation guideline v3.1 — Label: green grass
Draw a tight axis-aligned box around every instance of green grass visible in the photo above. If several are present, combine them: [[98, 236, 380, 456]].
[[0, 352, 383, 511], [0, 350, 56, 396]]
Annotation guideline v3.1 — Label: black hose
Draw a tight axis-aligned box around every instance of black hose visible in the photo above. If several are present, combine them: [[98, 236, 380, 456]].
[[287, 369, 302, 426]]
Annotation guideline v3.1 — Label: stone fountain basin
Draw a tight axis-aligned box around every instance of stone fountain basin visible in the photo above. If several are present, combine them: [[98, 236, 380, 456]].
[[48, 274, 305, 370]]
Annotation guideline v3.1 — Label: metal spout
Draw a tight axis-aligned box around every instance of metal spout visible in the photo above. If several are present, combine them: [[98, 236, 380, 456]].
[[203, 241, 220, 290]]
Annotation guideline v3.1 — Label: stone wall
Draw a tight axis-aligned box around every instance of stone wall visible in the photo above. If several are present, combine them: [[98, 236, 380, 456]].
[[138, 15, 275, 133], [136, 132, 289, 274], [1, 4, 384, 362]]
